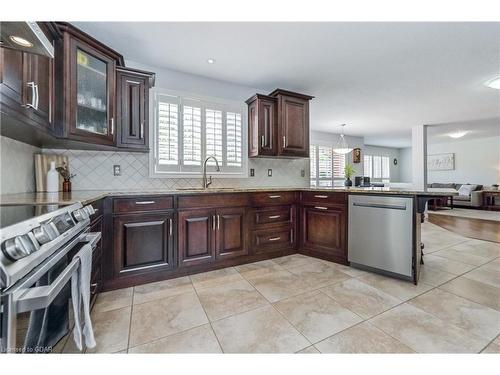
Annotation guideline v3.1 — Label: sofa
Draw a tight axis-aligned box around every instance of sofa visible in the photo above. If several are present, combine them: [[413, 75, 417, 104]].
[[427, 183, 484, 208]]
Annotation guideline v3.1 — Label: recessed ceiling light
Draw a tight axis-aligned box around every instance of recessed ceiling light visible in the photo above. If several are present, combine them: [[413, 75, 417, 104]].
[[207, 58, 215, 64], [485, 76, 500, 89], [448, 131, 468, 139], [9, 35, 33, 48]]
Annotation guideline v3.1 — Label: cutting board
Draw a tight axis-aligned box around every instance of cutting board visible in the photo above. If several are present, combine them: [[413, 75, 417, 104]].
[[34, 154, 69, 192]]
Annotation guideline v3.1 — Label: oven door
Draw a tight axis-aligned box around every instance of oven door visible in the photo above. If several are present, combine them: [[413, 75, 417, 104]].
[[0, 232, 100, 353]]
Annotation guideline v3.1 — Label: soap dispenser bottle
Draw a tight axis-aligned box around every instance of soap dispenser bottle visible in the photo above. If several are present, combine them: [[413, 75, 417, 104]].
[[46, 161, 59, 192]]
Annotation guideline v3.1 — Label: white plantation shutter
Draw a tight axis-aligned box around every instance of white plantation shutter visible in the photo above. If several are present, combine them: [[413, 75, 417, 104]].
[[226, 112, 242, 167], [333, 153, 346, 178], [373, 156, 382, 179], [157, 101, 179, 165], [364, 155, 390, 181], [310, 146, 317, 179], [152, 89, 246, 176], [182, 105, 202, 166], [318, 146, 333, 179], [205, 109, 223, 165], [382, 156, 390, 179], [364, 155, 372, 178]]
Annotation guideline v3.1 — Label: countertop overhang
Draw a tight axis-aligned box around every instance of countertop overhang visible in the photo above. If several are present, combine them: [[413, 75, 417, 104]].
[[0, 187, 458, 206]]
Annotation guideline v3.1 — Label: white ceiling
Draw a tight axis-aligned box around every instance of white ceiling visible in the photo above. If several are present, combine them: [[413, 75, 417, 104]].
[[74, 22, 500, 145]]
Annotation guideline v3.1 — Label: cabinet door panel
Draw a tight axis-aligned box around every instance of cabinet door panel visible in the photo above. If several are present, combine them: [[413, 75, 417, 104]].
[[216, 207, 247, 259], [117, 71, 147, 148], [25, 53, 53, 129], [0, 47, 25, 102], [301, 205, 346, 260], [279, 95, 309, 157], [259, 98, 276, 155], [113, 212, 173, 277], [178, 209, 215, 267], [68, 37, 115, 145]]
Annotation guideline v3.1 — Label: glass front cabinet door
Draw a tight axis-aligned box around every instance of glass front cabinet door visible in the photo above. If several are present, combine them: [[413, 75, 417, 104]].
[[69, 38, 115, 145]]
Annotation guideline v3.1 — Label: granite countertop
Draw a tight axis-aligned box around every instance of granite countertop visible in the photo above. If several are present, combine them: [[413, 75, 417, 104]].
[[0, 187, 458, 206]]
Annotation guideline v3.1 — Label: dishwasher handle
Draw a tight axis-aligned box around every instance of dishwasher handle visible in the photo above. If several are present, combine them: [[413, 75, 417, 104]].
[[352, 202, 407, 210]]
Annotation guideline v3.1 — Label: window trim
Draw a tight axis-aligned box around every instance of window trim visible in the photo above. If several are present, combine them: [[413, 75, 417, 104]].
[[149, 88, 248, 178]]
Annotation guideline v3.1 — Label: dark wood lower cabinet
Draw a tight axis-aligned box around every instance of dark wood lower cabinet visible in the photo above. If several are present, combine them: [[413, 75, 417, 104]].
[[178, 209, 216, 267], [216, 207, 248, 259], [113, 212, 174, 277], [101, 192, 348, 291], [300, 204, 347, 263]]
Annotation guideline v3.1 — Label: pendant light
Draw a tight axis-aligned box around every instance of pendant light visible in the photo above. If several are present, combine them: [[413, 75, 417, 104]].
[[333, 124, 353, 154]]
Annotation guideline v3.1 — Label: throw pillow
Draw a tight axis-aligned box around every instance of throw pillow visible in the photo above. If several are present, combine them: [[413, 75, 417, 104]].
[[458, 184, 476, 196]]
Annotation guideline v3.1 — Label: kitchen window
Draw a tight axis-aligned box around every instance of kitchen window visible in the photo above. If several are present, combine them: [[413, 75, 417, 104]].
[[310, 144, 346, 187], [150, 90, 247, 177], [364, 155, 390, 182]]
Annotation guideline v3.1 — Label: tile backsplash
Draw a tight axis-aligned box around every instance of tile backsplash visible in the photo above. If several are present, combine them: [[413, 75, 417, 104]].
[[41, 148, 310, 191], [0, 136, 40, 194]]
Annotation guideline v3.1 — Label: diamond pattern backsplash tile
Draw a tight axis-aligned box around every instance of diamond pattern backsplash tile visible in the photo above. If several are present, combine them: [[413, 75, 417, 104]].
[[41, 148, 310, 191], [0, 136, 41, 194]]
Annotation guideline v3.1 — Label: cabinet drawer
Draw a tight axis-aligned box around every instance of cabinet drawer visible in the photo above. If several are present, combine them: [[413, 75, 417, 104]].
[[113, 196, 173, 213], [301, 191, 346, 206], [177, 193, 249, 209], [252, 205, 294, 227], [251, 226, 295, 254], [249, 191, 296, 207]]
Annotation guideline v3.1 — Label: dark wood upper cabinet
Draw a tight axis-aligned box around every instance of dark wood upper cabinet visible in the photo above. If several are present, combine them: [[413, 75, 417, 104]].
[[54, 23, 120, 146], [116, 67, 155, 151], [246, 89, 313, 158], [215, 207, 248, 259], [0, 24, 57, 143], [246, 94, 277, 157], [113, 212, 174, 278]]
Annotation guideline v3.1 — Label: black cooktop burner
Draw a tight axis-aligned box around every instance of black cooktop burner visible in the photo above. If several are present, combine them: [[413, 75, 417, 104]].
[[0, 204, 68, 229]]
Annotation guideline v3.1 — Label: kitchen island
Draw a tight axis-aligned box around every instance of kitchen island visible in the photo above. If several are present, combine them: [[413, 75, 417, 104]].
[[0, 187, 455, 290]]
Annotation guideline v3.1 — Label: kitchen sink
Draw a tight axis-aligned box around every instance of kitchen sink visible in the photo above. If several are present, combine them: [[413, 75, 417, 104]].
[[175, 187, 235, 191]]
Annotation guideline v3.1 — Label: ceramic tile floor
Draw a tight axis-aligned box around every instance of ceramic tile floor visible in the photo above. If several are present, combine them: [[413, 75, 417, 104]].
[[56, 222, 500, 354]]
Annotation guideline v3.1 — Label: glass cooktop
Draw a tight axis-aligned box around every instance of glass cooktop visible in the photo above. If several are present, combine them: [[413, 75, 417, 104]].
[[0, 204, 69, 229]]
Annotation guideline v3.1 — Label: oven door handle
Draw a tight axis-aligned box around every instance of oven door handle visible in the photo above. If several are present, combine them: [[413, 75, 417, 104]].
[[14, 232, 101, 314]]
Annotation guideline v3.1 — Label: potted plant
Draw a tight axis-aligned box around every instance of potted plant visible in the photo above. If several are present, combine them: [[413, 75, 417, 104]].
[[344, 164, 356, 187], [56, 163, 76, 192]]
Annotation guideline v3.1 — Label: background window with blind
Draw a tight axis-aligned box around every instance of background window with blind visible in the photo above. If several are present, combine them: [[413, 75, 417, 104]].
[[310, 144, 346, 187], [364, 155, 390, 182], [151, 90, 247, 176]]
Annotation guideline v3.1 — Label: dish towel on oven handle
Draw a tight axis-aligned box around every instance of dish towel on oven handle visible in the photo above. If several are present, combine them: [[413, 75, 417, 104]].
[[71, 243, 96, 351]]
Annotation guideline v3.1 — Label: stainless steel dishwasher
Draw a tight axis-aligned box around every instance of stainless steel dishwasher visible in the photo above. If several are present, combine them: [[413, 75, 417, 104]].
[[348, 195, 414, 280]]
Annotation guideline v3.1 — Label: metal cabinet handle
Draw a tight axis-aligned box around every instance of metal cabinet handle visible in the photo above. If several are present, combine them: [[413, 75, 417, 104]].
[[110, 118, 114, 135], [212, 215, 216, 231], [261, 135, 265, 148], [135, 201, 155, 205], [290, 229, 294, 244], [269, 215, 281, 219], [282, 136, 286, 148], [314, 206, 328, 210], [217, 214, 220, 230], [25, 82, 38, 110], [269, 237, 281, 242], [268, 195, 281, 199], [314, 195, 328, 199], [169, 218, 173, 236], [140, 122, 144, 139]]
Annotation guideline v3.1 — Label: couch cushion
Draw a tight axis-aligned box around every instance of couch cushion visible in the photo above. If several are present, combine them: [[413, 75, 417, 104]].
[[454, 195, 470, 201]]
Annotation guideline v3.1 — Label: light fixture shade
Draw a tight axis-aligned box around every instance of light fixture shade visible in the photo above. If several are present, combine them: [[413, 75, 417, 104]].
[[485, 77, 500, 89], [333, 125, 353, 154]]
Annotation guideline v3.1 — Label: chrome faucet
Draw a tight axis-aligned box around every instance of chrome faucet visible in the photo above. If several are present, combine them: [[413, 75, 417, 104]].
[[202, 155, 221, 189]]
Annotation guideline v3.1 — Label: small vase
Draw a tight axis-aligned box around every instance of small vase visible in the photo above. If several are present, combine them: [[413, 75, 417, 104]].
[[344, 179, 352, 187], [62, 180, 72, 192]]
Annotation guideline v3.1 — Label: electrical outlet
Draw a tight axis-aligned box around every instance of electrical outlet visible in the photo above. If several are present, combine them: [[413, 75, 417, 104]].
[[113, 165, 121, 176], [301, 169, 305, 177], [250, 168, 255, 177], [267, 169, 272, 177]]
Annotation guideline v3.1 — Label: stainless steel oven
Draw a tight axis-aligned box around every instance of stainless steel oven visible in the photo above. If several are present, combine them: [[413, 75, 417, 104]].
[[0, 203, 100, 353]]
